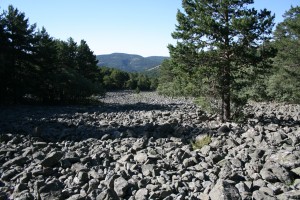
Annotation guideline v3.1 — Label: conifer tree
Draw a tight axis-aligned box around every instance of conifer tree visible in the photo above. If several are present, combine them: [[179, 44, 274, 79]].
[[0, 5, 37, 102], [77, 40, 99, 82], [169, 0, 275, 121], [267, 6, 300, 102], [34, 27, 59, 102]]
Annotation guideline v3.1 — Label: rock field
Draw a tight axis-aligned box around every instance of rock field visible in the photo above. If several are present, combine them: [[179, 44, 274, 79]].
[[0, 91, 300, 200]]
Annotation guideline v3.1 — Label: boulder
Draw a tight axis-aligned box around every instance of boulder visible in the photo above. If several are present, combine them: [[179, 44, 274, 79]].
[[134, 153, 148, 163], [209, 179, 241, 200], [114, 177, 130, 197], [40, 151, 63, 168], [135, 188, 149, 200], [96, 189, 120, 200]]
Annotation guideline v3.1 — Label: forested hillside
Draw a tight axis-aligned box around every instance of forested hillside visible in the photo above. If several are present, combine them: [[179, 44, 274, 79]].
[[97, 53, 168, 72], [157, 2, 300, 121]]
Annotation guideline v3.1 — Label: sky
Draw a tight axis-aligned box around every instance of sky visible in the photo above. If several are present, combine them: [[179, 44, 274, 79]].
[[1, 0, 299, 57]]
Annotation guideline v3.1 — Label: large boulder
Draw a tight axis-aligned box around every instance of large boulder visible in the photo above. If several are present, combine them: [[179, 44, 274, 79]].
[[209, 179, 241, 200], [40, 151, 63, 168], [114, 177, 130, 197]]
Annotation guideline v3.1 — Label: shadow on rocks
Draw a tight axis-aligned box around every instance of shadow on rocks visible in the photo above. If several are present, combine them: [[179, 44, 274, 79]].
[[0, 102, 194, 144]]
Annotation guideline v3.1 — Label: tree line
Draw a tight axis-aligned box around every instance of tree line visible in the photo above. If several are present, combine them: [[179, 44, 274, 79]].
[[99, 67, 158, 91], [157, 0, 300, 121], [0, 5, 156, 104]]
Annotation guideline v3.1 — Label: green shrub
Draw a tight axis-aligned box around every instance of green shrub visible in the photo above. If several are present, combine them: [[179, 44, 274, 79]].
[[191, 135, 212, 150], [135, 87, 141, 94], [194, 96, 220, 114]]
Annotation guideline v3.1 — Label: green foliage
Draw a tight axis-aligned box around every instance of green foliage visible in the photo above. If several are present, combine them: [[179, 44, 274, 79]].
[[266, 6, 300, 103], [135, 87, 141, 94], [98, 67, 157, 91], [0, 5, 104, 104], [157, 59, 203, 97], [191, 135, 212, 150], [194, 97, 219, 114], [160, 0, 275, 121], [0, 5, 37, 103]]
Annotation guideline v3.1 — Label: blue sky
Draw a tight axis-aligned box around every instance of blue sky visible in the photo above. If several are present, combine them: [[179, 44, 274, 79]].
[[1, 0, 298, 57]]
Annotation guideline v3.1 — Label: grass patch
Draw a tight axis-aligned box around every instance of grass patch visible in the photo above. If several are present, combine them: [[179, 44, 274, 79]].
[[191, 135, 212, 150]]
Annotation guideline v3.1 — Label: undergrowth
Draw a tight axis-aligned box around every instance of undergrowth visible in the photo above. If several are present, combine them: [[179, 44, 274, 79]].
[[191, 135, 212, 150]]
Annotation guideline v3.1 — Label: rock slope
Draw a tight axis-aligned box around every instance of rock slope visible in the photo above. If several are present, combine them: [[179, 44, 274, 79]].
[[0, 91, 300, 200]]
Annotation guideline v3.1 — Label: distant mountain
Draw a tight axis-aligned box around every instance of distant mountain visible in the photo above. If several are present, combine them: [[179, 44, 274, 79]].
[[96, 53, 168, 72]]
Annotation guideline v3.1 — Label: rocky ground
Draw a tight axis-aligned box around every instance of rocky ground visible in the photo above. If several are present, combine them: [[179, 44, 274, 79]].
[[0, 91, 300, 200]]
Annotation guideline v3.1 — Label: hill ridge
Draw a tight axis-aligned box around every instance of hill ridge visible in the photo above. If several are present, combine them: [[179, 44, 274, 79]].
[[96, 53, 168, 72]]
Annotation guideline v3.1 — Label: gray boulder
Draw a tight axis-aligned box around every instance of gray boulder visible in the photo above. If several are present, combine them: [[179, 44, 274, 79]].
[[277, 190, 300, 200], [269, 150, 300, 169], [135, 188, 149, 200], [38, 179, 64, 200], [96, 189, 119, 200], [114, 177, 130, 197], [2, 156, 28, 168], [134, 152, 148, 163], [209, 179, 241, 200], [252, 190, 276, 200], [40, 151, 63, 168]]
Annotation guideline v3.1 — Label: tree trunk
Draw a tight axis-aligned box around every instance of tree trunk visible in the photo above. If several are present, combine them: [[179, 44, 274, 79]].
[[221, 62, 231, 122], [223, 3, 231, 122], [223, 65, 231, 121]]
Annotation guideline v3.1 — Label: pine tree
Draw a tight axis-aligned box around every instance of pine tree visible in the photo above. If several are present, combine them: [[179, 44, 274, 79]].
[[76, 40, 99, 82], [0, 5, 37, 103], [169, 0, 275, 121], [0, 9, 8, 102], [34, 27, 59, 102], [267, 6, 300, 102]]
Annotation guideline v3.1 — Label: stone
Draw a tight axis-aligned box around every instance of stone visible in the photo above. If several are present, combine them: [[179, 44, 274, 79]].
[[135, 188, 149, 200], [268, 163, 293, 185], [118, 154, 134, 163], [260, 187, 274, 196], [209, 179, 241, 200], [74, 171, 89, 185], [230, 158, 242, 168], [141, 164, 155, 177], [200, 145, 211, 156], [235, 182, 251, 193], [96, 189, 120, 200], [218, 125, 231, 134], [253, 179, 266, 190], [101, 134, 111, 140], [182, 158, 196, 168], [1, 168, 19, 181], [158, 189, 173, 199], [13, 190, 34, 200], [134, 153, 148, 163], [33, 142, 48, 148], [2, 156, 28, 168], [277, 190, 300, 200], [40, 151, 63, 168], [266, 132, 283, 145], [66, 194, 86, 200], [252, 190, 276, 200], [260, 168, 278, 182], [38, 179, 64, 200], [291, 167, 300, 176], [269, 150, 300, 169], [132, 139, 147, 151], [114, 177, 130, 197]]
